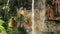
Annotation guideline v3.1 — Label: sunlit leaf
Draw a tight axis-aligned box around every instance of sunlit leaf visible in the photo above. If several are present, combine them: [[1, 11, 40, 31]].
[[0, 19, 5, 25], [0, 25, 7, 34]]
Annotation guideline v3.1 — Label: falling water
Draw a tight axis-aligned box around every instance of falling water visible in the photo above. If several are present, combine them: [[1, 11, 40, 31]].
[[7, 0, 10, 5], [34, 0, 47, 34], [39, 0, 48, 34]]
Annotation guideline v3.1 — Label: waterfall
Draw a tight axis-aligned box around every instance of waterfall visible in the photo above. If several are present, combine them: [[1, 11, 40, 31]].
[[34, 0, 47, 34]]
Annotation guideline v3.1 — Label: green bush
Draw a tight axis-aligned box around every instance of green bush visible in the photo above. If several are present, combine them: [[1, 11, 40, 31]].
[[0, 19, 7, 34]]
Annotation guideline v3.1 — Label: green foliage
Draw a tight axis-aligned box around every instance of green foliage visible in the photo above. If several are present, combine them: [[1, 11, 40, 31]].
[[0, 0, 7, 5], [7, 28, 20, 34], [0, 19, 7, 34], [0, 25, 7, 34], [2, 5, 10, 11], [0, 19, 4, 25], [0, 0, 29, 34]]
